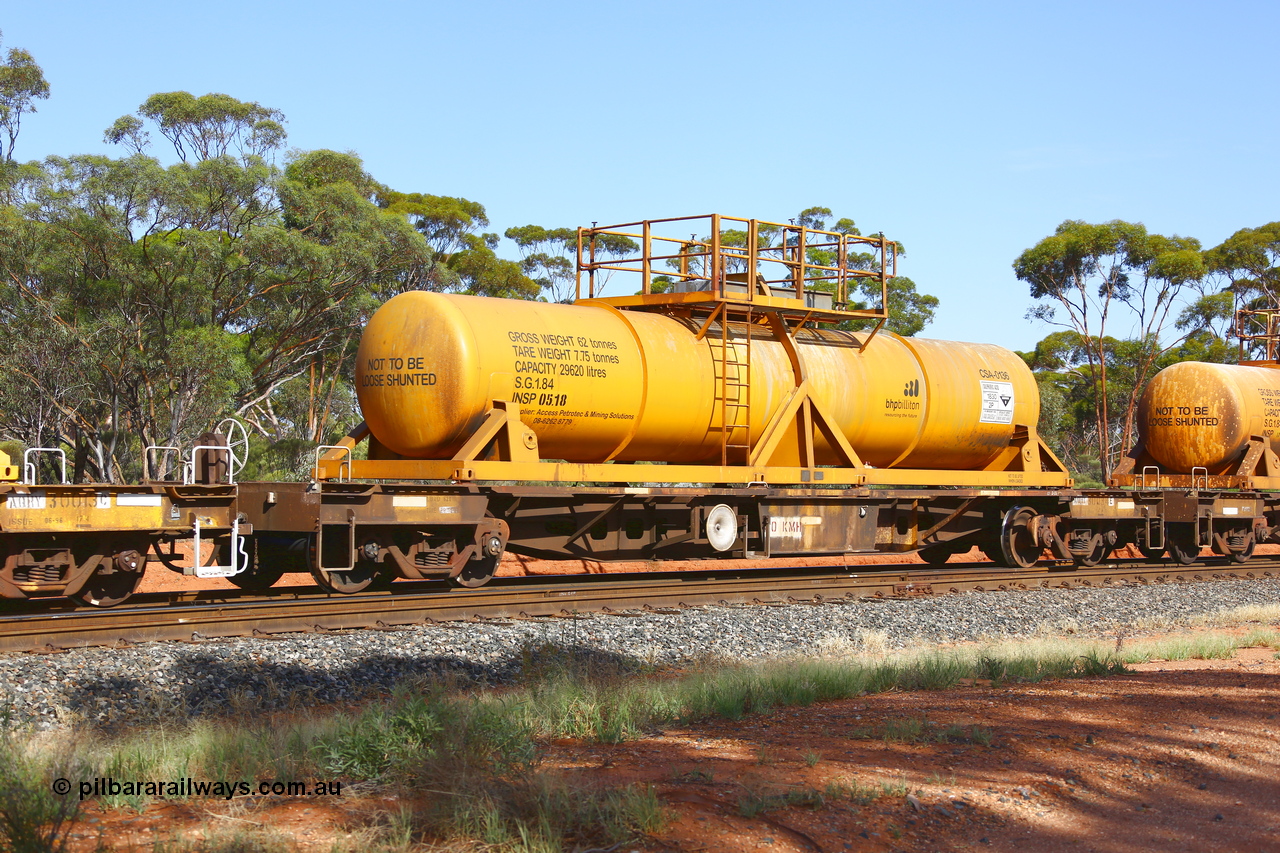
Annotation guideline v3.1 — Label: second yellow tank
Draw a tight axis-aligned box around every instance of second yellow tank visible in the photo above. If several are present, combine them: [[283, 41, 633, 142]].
[[1138, 361, 1280, 473]]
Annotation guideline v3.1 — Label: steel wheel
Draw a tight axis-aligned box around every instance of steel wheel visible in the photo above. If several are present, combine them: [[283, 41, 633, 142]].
[[1165, 523, 1200, 565], [452, 523, 506, 589], [1073, 539, 1112, 568], [1000, 507, 1043, 569], [1135, 526, 1165, 561], [311, 558, 389, 594], [71, 545, 146, 607], [227, 539, 286, 593], [452, 553, 499, 588]]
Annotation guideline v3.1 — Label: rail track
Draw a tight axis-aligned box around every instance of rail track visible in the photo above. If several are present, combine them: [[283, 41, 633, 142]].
[[2, 558, 1276, 655]]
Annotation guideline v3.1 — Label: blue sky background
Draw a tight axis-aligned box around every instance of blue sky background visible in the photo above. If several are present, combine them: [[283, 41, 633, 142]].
[[4, 1, 1276, 352]]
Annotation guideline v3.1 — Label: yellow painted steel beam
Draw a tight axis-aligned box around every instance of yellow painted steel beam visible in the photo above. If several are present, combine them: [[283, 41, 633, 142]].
[[318, 457, 1072, 488]]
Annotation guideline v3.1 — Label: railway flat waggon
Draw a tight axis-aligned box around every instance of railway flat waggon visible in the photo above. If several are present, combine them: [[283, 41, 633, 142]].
[[1104, 355, 1280, 565], [246, 215, 1100, 589], [0, 428, 247, 606]]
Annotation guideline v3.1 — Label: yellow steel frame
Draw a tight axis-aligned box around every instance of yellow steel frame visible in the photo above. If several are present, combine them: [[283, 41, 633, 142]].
[[318, 399, 1073, 489], [1111, 433, 1280, 492], [1236, 308, 1280, 362], [0, 450, 17, 482]]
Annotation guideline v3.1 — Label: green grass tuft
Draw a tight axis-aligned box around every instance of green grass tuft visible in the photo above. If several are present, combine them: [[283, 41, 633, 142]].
[[21, 627, 1276, 850], [0, 733, 83, 853]]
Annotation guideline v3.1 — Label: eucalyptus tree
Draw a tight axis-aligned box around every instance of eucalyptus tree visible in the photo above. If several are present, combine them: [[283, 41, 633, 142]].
[[764, 206, 936, 337], [1015, 220, 1207, 476], [504, 224, 638, 302], [0, 31, 49, 162], [1202, 223, 1280, 357], [0, 92, 443, 480], [380, 191, 539, 299]]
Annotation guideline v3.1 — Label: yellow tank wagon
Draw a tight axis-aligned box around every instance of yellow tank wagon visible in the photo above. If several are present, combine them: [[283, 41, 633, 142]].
[[240, 215, 1085, 590]]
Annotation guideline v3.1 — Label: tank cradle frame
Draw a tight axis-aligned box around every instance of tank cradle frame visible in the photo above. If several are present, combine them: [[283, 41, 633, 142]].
[[315, 399, 1070, 489], [1111, 434, 1280, 492]]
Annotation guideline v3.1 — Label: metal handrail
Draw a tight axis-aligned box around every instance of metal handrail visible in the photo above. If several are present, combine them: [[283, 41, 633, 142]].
[[574, 214, 895, 329], [22, 448, 67, 485], [187, 444, 242, 485], [144, 445, 183, 482], [314, 445, 352, 482]]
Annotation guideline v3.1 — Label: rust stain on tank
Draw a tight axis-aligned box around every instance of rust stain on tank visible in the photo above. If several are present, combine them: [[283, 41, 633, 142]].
[[1139, 361, 1280, 472]]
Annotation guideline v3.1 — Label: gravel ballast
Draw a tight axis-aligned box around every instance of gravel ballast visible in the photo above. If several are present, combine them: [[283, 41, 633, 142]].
[[2, 578, 1278, 730]]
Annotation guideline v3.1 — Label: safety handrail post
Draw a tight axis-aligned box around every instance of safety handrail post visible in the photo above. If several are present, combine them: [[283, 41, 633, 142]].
[[144, 445, 182, 482], [22, 448, 67, 486], [573, 214, 896, 332], [314, 445, 353, 482]]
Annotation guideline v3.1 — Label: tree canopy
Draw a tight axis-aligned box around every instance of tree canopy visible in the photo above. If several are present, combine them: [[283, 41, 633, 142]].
[[0, 80, 544, 480], [0, 31, 49, 163], [1011, 219, 1280, 483]]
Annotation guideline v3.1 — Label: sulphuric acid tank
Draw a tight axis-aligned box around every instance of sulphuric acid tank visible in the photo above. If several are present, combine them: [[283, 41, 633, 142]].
[[1138, 361, 1280, 473], [355, 292, 1039, 470]]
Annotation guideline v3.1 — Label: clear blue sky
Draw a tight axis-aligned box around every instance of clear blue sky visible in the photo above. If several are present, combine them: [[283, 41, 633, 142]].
[[5, 1, 1276, 352]]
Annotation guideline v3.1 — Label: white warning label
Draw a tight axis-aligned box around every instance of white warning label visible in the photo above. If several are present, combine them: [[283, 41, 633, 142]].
[[5, 492, 46, 509], [980, 381, 1015, 424]]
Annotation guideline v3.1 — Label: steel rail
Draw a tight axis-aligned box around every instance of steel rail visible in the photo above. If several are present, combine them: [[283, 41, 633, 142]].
[[2, 557, 1277, 654]]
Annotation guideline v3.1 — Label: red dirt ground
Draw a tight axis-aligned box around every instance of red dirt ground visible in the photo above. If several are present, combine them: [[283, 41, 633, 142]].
[[136, 546, 1023, 594], [60, 636, 1280, 853], [106, 547, 1280, 850]]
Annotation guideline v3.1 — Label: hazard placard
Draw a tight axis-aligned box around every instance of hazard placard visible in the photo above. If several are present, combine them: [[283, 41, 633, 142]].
[[980, 381, 1014, 424]]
